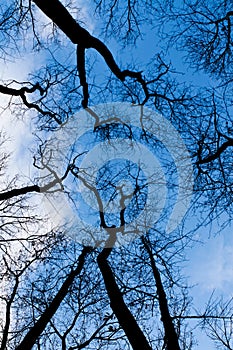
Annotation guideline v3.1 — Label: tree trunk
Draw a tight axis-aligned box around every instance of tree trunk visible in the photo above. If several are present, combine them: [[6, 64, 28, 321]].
[[16, 247, 91, 350], [142, 237, 181, 350], [97, 247, 152, 350]]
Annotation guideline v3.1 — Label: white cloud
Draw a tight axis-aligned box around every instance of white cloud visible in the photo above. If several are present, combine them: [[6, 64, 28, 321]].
[[75, 0, 96, 34], [185, 227, 233, 298]]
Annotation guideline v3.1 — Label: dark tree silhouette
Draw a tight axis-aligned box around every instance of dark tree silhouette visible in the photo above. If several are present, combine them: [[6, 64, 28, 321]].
[[0, 1, 232, 349]]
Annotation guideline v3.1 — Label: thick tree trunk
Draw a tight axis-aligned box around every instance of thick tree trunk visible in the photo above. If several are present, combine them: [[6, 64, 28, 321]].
[[16, 247, 91, 350], [142, 237, 181, 350], [97, 247, 152, 350]]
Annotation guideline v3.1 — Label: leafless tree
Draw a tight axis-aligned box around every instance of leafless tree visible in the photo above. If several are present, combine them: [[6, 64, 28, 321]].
[[0, 1, 233, 349]]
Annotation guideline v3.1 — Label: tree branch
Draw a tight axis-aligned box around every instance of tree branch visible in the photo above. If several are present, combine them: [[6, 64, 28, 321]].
[[0, 185, 40, 201], [16, 247, 91, 350], [197, 139, 233, 164], [33, 0, 150, 107], [0, 83, 62, 124], [77, 45, 89, 108]]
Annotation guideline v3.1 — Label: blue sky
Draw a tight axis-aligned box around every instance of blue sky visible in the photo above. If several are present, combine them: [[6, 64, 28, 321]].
[[100, 0, 233, 330], [73, 2, 233, 348], [0, 1, 232, 349]]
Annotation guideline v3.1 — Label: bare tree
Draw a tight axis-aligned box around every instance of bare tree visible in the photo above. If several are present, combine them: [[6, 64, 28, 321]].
[[0, 0, 233, 349]]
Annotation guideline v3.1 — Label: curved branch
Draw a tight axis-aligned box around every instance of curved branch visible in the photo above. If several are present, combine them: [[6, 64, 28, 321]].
[[33, 0, 123, 77], [0, 83, 62, 124], [33, 0, 150, 107]]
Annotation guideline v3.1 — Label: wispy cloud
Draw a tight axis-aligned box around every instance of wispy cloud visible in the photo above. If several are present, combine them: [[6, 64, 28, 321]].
[[186, 229, 233, 295]]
